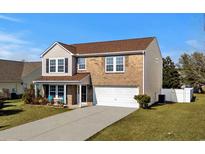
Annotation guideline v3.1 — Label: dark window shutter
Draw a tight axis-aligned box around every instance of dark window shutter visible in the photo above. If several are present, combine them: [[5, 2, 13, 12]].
[[65, 58, 68, 73], [46, 59, 49, 73]]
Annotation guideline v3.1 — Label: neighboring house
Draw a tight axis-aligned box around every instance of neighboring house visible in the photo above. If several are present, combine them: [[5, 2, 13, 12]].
[[0, 59, 41, 97], [33, 37, 162, 108]]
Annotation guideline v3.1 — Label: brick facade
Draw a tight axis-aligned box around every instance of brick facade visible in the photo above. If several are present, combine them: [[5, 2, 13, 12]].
[[67, 85, 77, 105], [78, 54, 144, 93]]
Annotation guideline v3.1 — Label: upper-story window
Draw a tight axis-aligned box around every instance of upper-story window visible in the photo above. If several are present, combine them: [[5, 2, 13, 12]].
[[105, 56, 125, 73], [49, 58, 65, 73], [58, 59, 64, 72], [78, 58, 86, 70], [106, 57, 114, 72], [50, 59, 56, 72], [116, 56, 124, 72]]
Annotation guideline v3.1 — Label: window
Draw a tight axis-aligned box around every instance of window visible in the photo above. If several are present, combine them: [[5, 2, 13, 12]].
[[50, 59, 56, 72], [105, 56, 125, 72], [49, 85, 64, 98], [49, 85, 56, 97], [58, 59, 64, 72], [105, 57, 114, 72], [78, 58, 86, 70], [116, 56, 124, 71], [49, 58, 65, 73], [58, 85, 64, 98]]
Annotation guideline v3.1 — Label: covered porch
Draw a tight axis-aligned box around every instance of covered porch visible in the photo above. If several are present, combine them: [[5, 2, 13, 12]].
[[33, 73, 92, 108]]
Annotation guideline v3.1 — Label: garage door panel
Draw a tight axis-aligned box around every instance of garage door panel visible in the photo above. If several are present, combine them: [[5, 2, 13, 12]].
[[94, 86, 139, 108]]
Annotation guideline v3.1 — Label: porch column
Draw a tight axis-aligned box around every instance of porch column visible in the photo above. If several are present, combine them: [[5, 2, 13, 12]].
[[79, 84, 82, 107], [34, 83, 37, 98], [64, 84, 66, 104], [41, 84, 45, 97]]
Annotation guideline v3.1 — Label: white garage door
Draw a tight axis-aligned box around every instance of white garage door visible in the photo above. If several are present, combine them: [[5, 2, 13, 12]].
[[94, 86, 139, 108]]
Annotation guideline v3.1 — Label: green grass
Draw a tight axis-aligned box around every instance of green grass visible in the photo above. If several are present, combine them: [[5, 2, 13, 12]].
[[0, 99, 69, 131], [89, 94, 205, 141]]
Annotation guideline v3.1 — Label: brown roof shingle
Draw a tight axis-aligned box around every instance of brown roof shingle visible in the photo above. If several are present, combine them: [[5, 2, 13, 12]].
[[57, 42, 77, 54], [22, 62, 41, 78], [71, 37, 154, 54], [0, 59, 24, 82], [0, 59, 41, 82], [35, 73, 90, 81]]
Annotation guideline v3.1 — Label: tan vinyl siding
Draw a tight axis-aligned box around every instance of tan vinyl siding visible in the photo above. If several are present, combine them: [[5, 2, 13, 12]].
[[42, 44, 73, 76], [0, 82, 24, 95], [144, 38, 162, 104]]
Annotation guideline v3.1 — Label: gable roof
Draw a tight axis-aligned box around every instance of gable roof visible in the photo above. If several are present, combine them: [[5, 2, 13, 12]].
[[72, 37, 155, 54], [0, 59, 24, 82], [21, 62, 42, 78], [41, 42, 76, 57], [41, 37, 155, 57], [0, 59, 41, 82], [58, 42, 77, 54]]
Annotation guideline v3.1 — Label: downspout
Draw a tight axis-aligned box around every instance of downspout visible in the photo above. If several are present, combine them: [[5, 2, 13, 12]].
[[142, 50, 145, 94]]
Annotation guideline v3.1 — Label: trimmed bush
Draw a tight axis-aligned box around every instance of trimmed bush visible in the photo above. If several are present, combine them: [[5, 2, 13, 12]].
[[134, 94, 151, 109]]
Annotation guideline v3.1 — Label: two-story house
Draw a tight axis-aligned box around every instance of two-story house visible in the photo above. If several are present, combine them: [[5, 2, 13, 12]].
[[33, 37, 162, 108]]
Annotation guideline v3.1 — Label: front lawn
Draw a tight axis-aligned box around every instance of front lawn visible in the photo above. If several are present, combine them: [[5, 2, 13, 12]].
[[89, 94, 205, 141], [0, 99, 69, 131]]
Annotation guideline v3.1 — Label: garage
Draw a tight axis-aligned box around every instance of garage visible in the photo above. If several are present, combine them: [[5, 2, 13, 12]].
[[93, 86, 139, 108]]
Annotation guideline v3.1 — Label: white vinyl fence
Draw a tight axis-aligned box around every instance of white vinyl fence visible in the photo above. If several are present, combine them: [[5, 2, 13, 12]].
[[161, 88, 193, 103]]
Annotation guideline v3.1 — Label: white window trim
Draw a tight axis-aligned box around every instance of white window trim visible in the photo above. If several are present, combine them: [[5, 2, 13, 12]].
[[49, 58, 66, 73], [49, 85, 56, 97], [57, 85, 64, 97], [49, 85, 65, 99], [105, 56, 125, 73], [77, 57, 86, 70], [49, 59, 56, 73]]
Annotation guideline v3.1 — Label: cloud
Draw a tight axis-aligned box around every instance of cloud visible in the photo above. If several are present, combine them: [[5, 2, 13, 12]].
[[0, 31, 28, 44], [0, 44, 42, 61], [0, 31, 42, 61], [185, 39, 205, 50], [0, 14, 22, 22]]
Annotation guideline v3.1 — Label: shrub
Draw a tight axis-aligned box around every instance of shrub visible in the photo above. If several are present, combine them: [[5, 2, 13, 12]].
[[32, 97, 40, 105], [22, 84, 35, 104], [134, 94, 151, 109], [38, 97, 49, 105]]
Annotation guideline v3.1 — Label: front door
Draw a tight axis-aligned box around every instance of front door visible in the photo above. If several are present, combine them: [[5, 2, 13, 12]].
[[81, 86, 87, 102]]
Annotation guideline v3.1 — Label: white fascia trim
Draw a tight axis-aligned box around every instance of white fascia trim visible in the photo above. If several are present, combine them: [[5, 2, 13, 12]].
[[40, 42, 74, 57], [33, 80, 81, 83], [155, 39, 163, 59], [75, 50, 145, 57]]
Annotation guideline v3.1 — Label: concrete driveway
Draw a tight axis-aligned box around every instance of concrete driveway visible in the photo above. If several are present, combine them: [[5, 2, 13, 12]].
[[0, 106, 136, 141]]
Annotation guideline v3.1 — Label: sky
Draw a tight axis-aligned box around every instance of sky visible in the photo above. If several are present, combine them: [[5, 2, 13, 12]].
[[0, 13, 204, 62]]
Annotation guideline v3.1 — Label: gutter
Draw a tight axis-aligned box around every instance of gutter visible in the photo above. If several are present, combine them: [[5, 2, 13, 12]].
[[33, 80, 81, 83], [75, 50, 145, 57]]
